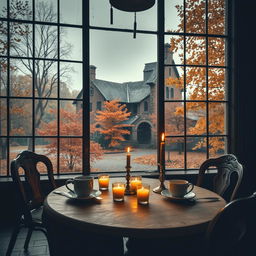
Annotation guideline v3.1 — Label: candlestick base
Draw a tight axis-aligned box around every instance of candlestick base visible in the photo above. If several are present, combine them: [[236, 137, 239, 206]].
[[153, 184, 166, 194], [124, 188, 136, 195]]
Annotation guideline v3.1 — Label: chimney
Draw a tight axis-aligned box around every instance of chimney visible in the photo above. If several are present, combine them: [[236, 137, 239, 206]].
[[164, 43, 173, 65], [90, 65, 96, 80]]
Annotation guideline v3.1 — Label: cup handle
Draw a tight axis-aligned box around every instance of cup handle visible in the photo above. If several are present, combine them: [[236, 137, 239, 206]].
[[186, 183, 194, 195], [65, 179, 74, 193]]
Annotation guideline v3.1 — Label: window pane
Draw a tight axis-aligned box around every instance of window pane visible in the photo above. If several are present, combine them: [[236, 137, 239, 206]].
[[0, 0, 7, 18], [35, 25, 58, 59], [35, 100, 57, 136], [10, 59, 32, 97], [208, 68, 226, 100], [209, 37, 225, 66], [209, 102, 226, 135], [165, 35, 184, 65], [35, 60, 57, 98], [187, 137, 207, 169], [185, 0, 206, 34], [208, 0, 226, 35], [0, 98, 7, 136], [186, 36, 206, 65], [35, 138, 57, 173], [60, 62, 82, 98], [209, 136, 227, 158], [0, 22, 7, 56], [186, 67, 206, 100], [165, 137, 185, 170], [165, 102, 184, 136], [60, 27, 82, 61], [60, 100, 82, 136], [186, 102, 206, 135], [60, 138, 82, 172], [165, 0, 184, 33], [10, 99, 32, 136], [10, 23, 33, 57], [10, 0, 32, 20], [90, 30, 156, 82], [0, 138, 7, 176], [60, 0, 82, 25], [9, 138, 29, 167], [90, 0, 157, 31], [0, 58, 7, 96], [35, 0, 57, 23]]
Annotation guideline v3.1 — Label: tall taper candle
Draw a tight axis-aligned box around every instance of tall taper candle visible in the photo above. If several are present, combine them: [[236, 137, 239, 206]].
[[160, 133, 165, 166], [127, 147, 131, 167]]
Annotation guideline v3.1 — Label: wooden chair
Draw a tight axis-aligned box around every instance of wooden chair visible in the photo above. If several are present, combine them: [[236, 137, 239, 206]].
[[197, 154, 243, 202], [205, 192, 256, 256], [6, 150, 56, 256]]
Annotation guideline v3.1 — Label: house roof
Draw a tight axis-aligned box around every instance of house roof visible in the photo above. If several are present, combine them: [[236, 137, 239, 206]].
[[74, 52, 180, 104], [92, 79, 151, 103]]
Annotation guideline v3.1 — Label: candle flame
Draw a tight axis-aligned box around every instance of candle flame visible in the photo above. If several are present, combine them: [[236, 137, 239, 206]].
[[161, 133, 165, 142], [127, 147, 130, 153]]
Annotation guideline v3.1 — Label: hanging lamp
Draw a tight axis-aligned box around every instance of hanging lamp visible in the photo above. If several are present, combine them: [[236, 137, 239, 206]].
[[110, 0, 155, 38]]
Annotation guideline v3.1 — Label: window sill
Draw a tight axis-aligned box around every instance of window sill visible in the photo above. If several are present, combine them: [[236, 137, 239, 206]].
[[0, 169, 217, 184]]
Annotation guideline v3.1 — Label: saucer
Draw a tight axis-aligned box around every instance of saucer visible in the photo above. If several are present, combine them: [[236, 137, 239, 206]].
[[161, 189, 196, 201], [59, 190, 102, 201]]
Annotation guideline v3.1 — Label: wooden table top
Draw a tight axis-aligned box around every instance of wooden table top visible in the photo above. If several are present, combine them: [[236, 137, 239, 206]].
[[43, 177, 226, 238]]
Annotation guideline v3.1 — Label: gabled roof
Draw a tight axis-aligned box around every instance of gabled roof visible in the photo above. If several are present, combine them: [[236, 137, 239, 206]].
[[92, 79, 151, 103]]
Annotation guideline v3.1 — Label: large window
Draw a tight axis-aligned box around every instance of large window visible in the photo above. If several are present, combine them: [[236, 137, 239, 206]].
[[0, 0, 229, 176]]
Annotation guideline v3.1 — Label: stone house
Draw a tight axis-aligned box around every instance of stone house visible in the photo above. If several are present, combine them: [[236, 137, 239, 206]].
[[74, 44, 182, 147]]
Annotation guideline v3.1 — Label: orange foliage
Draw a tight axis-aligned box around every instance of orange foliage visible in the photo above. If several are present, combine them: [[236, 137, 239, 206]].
[[37, 109, 103, 171], [95, 100, 132, 148], [168, 0, 225, 154]]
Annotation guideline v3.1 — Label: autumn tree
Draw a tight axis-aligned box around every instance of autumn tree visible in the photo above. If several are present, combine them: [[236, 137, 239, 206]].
[[37, 109, 103, 171], [167, 0, 225, 154], [95, 100, 132, 149]]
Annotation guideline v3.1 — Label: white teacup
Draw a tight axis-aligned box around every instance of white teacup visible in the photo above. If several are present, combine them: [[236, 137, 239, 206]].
[[169, 179, 194, 198], [65, 176, 94, 198]]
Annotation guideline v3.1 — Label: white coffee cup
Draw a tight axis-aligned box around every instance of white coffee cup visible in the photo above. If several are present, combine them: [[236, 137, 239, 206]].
[[169, 179, 194, 198], [65, 176, 94, 197]]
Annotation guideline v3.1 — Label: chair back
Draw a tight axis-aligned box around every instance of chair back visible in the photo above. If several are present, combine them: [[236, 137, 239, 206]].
[[11, 150, 56, 224], [197, 154, 243, 201], [206, 192, 256, 256]]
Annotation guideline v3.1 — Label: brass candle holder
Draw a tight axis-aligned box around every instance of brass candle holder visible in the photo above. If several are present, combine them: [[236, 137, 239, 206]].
[[124, 163, 135, 195], [125, 147, 135, 195], [153, 133, 167, 193], [153, 163, 166, 193]]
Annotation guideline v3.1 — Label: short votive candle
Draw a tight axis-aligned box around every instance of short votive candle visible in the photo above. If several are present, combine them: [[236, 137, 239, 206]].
[[112, 182, 125, 202], [137, 184, 150, 205], [130, 176, 142, 193], [98, 175, 110, 191]]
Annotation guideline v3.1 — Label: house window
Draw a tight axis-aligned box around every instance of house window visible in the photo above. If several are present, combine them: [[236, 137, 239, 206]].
[[166, 87, 170, 99], [144, 101, 149, 112], [96, 101, 102, 110], [0, 0, 229, 176], [170, 88, 174, 99]]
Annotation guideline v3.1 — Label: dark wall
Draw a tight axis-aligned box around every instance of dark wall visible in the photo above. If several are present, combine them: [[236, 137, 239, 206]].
[[232, 0, 256, 197]]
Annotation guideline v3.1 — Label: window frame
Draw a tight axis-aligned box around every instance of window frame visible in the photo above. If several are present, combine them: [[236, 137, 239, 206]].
[[0, 0, 231, 177]]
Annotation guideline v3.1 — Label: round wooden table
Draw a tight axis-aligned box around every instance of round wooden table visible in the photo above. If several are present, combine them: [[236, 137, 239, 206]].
[[44, 177, 226, 239]]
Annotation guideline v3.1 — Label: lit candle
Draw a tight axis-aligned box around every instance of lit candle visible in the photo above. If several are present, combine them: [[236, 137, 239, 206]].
[[130, 176, 142, 192], [127, 147, 131, 167], [160, 133, 165, 166], [137, 184, 150, 204], [98, 175, 110, 190], [112, 182, 125, 202]]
